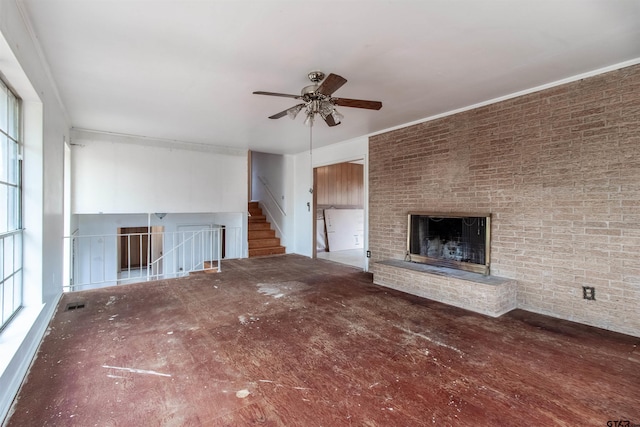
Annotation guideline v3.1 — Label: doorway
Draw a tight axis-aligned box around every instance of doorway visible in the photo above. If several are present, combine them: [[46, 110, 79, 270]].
[[313, 160, 366, 269], [118, 226, 164, 271]]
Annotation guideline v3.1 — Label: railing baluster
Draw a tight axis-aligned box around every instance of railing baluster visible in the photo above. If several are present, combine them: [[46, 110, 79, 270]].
[[202, 229, 208, 272], [127, 234, 131, 281], [217, 228, 222, 272], [102, 236, 106, 283], [73, 237, 77, 291], [89, 237, 93, 284]]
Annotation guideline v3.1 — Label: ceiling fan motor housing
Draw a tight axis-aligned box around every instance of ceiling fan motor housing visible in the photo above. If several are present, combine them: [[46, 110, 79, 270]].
[[301, 84, 321, 98]]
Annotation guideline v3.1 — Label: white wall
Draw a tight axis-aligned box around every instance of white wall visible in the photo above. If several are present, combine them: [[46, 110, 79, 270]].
[[251, 151, 289, 247], [311, 136, 368, 168], [282, 155, 295, 253], [291, 148, 314, 256], [69, 131, 250, 289], [290, 136, 368, 260], [0, 1, 70, 421], [71, 129, 248, 214]]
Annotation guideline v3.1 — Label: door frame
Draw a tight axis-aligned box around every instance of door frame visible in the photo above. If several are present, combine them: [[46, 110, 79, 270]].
[[312, 158, 367, 270]]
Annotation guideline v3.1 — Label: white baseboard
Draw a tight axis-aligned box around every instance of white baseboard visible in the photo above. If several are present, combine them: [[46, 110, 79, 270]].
[[0, 294, 61, 424]]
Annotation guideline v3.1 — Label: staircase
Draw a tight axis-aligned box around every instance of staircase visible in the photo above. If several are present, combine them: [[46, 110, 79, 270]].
[[248, 202, 286, 257]]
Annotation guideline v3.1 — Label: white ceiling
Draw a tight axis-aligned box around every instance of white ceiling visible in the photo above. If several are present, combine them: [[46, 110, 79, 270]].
[[19, 0, 640, 155]]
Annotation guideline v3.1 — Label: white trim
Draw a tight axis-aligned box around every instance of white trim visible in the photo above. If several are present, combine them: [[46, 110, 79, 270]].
[[0, 30, 38, 102], [368, 58, 640, 138], [312, 154, 369, 272], [0, 297, 60, 423], [71, 128, 247, 156], [313, 154, 366, 169]]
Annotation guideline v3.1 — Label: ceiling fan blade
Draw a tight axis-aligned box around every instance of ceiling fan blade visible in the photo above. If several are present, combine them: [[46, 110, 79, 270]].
[[268, 109, 290, 119], [268, 103, 306, 120], [317, 73, 347, 96], [333, 97, 382, 110], [253, 91, 301, 99], [323, 114, 340, 127]]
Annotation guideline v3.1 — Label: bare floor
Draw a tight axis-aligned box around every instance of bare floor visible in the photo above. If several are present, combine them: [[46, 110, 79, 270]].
[[5, 255, 640, 426], [316, 248, 365, 269]]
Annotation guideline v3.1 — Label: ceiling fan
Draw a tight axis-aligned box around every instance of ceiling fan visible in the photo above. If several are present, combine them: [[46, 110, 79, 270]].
[[253, 71, 382, 127]]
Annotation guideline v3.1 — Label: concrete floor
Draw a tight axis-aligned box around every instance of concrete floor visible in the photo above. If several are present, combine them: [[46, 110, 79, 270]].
[[5, 255, 640, 426]]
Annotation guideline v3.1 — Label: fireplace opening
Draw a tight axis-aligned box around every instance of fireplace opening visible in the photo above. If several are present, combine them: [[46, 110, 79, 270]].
[[407, 212, 491, 275]]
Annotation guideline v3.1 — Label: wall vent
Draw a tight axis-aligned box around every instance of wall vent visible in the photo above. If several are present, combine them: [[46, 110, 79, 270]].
[[65, 302, 86, 311]]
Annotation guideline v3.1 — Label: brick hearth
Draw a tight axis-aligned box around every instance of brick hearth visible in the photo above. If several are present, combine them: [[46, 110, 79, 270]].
[[372, 260, 517, 317]]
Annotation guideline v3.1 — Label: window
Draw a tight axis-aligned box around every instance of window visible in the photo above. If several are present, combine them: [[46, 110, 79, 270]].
[[0, 77, 22, 330]]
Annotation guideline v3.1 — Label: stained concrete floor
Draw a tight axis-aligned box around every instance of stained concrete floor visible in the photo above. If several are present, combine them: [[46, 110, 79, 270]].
[[5, 255, 640, 426]]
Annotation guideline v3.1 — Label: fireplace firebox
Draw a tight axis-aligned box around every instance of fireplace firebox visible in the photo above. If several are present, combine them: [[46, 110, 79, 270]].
[[407, 212, 491, 275]]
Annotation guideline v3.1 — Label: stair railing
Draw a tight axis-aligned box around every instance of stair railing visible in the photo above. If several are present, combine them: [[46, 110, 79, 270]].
[[255, 176, 286, 242], [64, 226, 224, 292], [258, 176, 286, 217], [148, 226, 222, 278]]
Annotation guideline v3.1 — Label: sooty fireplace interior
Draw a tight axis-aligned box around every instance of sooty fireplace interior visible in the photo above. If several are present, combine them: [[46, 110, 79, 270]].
[[407, 212, 491, 275]]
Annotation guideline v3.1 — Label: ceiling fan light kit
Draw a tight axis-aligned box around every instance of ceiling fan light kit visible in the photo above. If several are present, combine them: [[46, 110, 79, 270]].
[[286, 104, 305, 120], [253, 71, 382, 127]]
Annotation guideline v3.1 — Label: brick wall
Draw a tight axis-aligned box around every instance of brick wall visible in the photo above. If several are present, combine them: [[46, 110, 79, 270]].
[[369, 64, 640, 337]]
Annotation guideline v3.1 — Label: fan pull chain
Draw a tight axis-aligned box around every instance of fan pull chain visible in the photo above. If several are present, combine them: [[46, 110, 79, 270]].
[[309, 123, 314, 195]]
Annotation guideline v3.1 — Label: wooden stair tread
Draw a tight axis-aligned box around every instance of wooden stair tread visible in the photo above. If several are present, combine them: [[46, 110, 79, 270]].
[[249, 237, 281, 249], [249, 246, 286, 257], [249, 229, 276, 239], [249, 222, 271, 230], [248, 202, 286, 258]]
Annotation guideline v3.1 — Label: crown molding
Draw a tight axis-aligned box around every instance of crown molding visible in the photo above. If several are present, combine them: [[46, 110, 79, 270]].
[[71, 128, 248, 156], [368, 57, 640, 138]]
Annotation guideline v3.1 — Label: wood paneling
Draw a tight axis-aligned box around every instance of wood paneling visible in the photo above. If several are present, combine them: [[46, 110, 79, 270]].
[[315, 162, 363, 207]]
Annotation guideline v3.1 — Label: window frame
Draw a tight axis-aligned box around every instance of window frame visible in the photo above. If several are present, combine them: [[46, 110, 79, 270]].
[[0, 76, 23, 331]]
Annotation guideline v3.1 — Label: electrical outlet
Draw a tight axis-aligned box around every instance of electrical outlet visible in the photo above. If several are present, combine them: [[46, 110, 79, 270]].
[[366, 250, 371, 258], [582, 286, 595, 300]]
